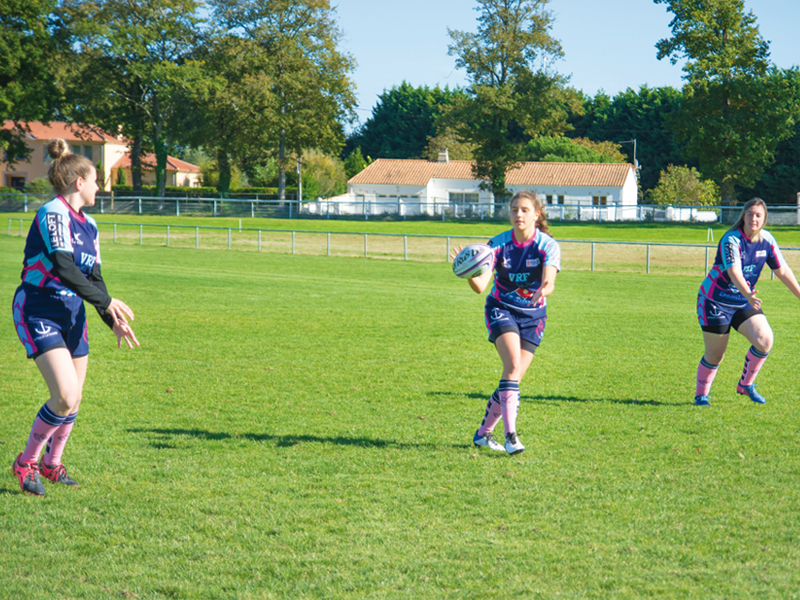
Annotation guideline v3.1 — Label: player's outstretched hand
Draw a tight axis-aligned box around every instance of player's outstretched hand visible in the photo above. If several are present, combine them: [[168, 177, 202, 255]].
[[450, 244, 464, 261], [107, 298, 135, 326], [113, 321, 140, 349], [748, 289, 762, 311]]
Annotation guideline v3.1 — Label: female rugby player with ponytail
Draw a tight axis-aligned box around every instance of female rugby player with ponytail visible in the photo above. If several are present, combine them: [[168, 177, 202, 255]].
[[452, 191, 561, 455], [11, 139, 139, 496], [695, 197, 800, 406]]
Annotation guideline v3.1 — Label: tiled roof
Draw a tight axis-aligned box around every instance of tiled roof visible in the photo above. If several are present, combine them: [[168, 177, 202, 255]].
[[2, 120, 122, 144], [111, 153, 201, 173], [349, 158, 633, 188]]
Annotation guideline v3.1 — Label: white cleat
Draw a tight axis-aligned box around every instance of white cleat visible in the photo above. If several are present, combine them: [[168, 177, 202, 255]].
[[504, 432, 525, 455], [473, 430, 505, 451]]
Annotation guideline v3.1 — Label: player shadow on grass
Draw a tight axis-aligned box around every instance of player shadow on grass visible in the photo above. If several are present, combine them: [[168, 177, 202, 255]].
[[126, 427, 462, 449], [429, 391, 670, 406]]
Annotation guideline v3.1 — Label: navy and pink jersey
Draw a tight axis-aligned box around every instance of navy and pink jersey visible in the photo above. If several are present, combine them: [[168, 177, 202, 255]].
[[699, 228, 784, 308], [21, 196, 102, 295], [487, 228, 561, 317]]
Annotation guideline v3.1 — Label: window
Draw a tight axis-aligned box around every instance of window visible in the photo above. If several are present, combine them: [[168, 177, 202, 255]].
[[83, 146, 93, 161], [545, 194, 553, 204], [449, 192, 480, 203], [558, 195, 565, 204], [592, 195, 607, 206], [6, 175, 26, 190]]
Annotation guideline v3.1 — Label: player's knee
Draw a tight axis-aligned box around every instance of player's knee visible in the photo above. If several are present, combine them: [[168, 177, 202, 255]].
[[756, 331, 773, 353], [53, 388, 81, 412]]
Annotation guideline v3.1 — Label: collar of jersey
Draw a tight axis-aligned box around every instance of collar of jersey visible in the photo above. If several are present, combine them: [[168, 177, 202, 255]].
[[57, 196, 87, 223], [512, 228, 538, 248]]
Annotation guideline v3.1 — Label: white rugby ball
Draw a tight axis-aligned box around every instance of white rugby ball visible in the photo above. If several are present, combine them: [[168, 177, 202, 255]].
[[453, 243, 493, 279]]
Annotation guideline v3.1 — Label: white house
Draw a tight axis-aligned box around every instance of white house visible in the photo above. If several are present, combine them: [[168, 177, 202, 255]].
[[342, 154, 639, 220]]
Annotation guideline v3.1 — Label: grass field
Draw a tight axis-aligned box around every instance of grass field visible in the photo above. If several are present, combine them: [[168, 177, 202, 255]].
[[2, 224, 800, 599]]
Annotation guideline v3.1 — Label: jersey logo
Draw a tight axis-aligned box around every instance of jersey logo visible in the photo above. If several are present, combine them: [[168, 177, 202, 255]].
[[526, 258, 540, 267], [72, 232, 83, 245], [502, 256, 511, 269], [755, 250, 767, 258], [45, 213, 67, 249], [509, 272, 530, 284], [490, 308, 508, 322]]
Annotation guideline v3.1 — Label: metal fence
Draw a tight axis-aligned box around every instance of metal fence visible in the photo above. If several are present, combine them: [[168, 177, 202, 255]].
[[3, 193, 800, 224], [7, 218, 800, 277]]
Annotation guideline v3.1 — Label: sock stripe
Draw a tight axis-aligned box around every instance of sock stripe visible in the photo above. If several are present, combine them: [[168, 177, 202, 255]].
[[498, 379, 520, 392], [37, 404, 67, 427], [749, 346, 769, 359], [700, 357, 719, 370], [63, 411, 78, 425]]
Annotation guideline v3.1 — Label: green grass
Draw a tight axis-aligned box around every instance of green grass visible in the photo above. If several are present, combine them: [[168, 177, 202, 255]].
[[6, 210, 800, 246], [2, 230, 800, 599]]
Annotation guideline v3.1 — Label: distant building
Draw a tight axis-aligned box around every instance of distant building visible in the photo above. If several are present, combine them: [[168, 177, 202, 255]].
[[1, 121, 200, 192], [340, 156, 638, 219]]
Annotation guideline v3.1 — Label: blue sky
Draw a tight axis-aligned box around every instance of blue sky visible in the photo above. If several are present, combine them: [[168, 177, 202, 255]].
[[335, 0, 800, 127]]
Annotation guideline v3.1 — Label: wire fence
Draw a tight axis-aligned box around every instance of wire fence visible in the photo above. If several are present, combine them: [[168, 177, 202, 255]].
[[3, 193, 800, 224], [7, 218, 800, 278]]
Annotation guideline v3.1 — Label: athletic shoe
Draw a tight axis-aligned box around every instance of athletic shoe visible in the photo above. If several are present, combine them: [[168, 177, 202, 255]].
[[12, 454, 46, 496], [694, 395, 711, 407], [737, 383, 766, 404], [504, 432, 525, 455], [473, 430, 504, 451], [39, 460, 78, 486]]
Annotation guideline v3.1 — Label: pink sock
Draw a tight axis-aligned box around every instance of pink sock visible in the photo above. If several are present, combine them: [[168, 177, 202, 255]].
[[498, 380, 520, 435], [44, 413, 77, 465], [696, 357, 719, 397], [740, 346, 769, 387], [477, 391, 502, 435], [20, 404, 66, 464]]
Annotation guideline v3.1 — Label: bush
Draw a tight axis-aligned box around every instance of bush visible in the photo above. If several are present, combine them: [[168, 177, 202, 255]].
[[647, 165, 720, 206], [24, 178, 52, 194], [0, 186, 22, 194]]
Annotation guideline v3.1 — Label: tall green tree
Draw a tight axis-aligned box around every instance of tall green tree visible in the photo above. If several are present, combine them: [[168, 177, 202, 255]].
[[569, 85, 686, 192], [210, 0, 357, 200], [525, 136, 626, 163], [655, 0, 798, 203], [446, 0, 580, 196], [347, 82, 465, 159], [0, 0, 63, 165], [65, 0, 206, 194]]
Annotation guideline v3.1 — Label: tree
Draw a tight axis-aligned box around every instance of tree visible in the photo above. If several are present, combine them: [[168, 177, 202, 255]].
[[0, 0, 63, 165], [347, 82, 465, 159], [343, 147, 370, 180], [210, 0, 357, 200], [64, 0, 206, 194], [525, 136, 625, 163], [655, 0, 798, 203], [446, 0, 581, 197], [423, 125, 476, 161], [569, 85, 687, 192], [301, 149, 346, 199], [647, 165, 720, 206]]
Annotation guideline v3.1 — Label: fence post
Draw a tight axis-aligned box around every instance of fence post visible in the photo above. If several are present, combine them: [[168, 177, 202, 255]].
[[404, 235, 408, 260], [646, 244, 651, 274], [591, 243, 595, 271], [167, 226, 170, 247], [705, 247, 709, 274], [251, 202, 254, 218], [101, 199, 104, 214], [214, 200, 217, 217], [114, 223, 117, 243], [19, 219, 23, 236], [446, 237, 450, 262], [364, 233, 368, 258], [138, 198, 142, 214], [24, 196, 28, 213], [258, 230, 262, 252], [139, 225, 143, 245], [176, 199, 180, 217], [327, 232, 331, 256], [196, 227, 199, 249], [7, 219, 10, 235], [228, 229, 231, 250], [292, 231, 296, 254]]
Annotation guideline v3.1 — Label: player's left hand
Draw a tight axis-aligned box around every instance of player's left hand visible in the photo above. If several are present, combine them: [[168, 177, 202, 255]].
[[450, 244, 464, 261], [113, 321, 140, 349]]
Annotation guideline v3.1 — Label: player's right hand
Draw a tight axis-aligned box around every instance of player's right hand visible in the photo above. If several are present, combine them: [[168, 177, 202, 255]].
[[107, 298, 135, 326]]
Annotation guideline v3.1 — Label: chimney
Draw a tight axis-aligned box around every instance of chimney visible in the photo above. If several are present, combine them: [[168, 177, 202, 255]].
[[437, 148, 449, 163]]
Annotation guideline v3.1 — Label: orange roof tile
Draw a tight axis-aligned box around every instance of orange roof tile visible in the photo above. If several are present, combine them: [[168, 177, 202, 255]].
[[111, 152, 201, 173], [2, 120, 123, 144], [349, 158, 633, 188]]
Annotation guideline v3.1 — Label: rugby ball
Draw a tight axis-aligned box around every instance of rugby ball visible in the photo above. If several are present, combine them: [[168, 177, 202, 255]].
[[453, 243, 493, 279]]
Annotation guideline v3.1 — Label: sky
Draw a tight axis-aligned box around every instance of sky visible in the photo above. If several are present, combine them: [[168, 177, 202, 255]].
[[335, 0, 800, 128]]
